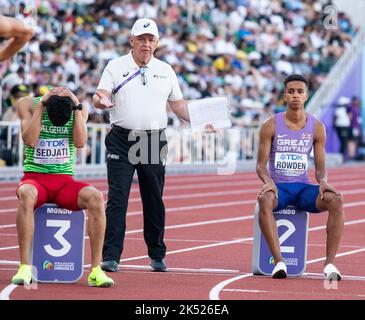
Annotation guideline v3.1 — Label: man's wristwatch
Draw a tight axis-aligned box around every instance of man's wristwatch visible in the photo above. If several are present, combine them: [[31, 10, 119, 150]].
[[73, 103, 83, 111]]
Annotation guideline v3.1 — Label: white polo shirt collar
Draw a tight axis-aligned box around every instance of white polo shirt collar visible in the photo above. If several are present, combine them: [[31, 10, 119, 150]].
[[127, 50, 157, 70]]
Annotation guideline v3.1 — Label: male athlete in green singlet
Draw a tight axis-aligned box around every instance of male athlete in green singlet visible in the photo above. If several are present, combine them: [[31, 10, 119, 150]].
[[12, 87, 114, 287]]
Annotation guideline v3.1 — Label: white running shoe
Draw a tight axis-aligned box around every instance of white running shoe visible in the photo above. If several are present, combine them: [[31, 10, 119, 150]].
[[272, 261, 287, 279], [324, 263, 341, 281]]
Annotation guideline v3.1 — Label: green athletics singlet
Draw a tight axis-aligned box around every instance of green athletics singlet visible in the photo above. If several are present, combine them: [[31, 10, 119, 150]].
[[23, 97, 75, 175]]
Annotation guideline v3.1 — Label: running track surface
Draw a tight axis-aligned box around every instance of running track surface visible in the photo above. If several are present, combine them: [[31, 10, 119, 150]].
[[0, 166, 364, 300]]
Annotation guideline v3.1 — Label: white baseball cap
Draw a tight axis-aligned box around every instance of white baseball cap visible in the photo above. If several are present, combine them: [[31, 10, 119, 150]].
[[131, 18, 159, 38]]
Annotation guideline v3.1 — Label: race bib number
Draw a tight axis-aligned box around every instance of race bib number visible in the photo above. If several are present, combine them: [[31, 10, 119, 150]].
[[34, 138, 70, 164], [274, 152, 307, 176]]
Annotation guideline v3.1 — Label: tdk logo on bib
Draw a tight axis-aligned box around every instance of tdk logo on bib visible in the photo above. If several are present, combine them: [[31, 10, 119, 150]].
[[279, 154, 304, 161], [275, 152, 308, 176], [34, 138, 70, 164], [40, 140, 65, 147]]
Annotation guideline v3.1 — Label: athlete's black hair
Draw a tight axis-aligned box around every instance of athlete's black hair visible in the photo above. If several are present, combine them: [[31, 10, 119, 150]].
[[284, 74, 308, 88], [45, 95, 73, 126]]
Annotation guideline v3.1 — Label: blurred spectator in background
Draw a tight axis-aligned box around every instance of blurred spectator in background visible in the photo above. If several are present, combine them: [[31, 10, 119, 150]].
[[334, 96, 351, 161], [0, 0, 356, 130], [2, 84, 30, 121], [0, 84, 30, 166], [261, 102, 274, 122], [347, 96, 362, 160]]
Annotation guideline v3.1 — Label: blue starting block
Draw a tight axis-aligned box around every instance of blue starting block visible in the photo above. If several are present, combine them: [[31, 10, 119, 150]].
[[252, 203, 308, 276], [31, 203, 86, 283]]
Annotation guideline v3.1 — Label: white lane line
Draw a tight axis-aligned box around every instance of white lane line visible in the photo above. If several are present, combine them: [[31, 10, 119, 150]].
[[0, 260, 19, 265], [1, 170, 363, 189], [209, 246, 365, 300], [220, 288, 364, 298], [126, 216, 252, 235], [41, 177, 365, 198], [342, 188, 365, 195], [308, 243, 363, 249], [1, 172, 365, 195], [3, 177, 365, 215], [0, 224, 17, 229], [1, 215, 365, 252], [0, 199, 256, 219], [0, 197, 18, 201], [1, 199, 253, 217], [0, 170, 363, 188], [165, 172, 365, 183], [0, 218, 251, 252], [1, 220, 365, 299], [0, 179, 260, 194], [303, 272, 365, 281], [2, 217, 364, 303], [0, 246, 19, 251], [1, 183, 365, 207], [2, 193, 365, 219], [0, 284, 18, 300], [97, 264, 240, 274], [222, 289, 267, 293], [0, 210, 16, 214], [343, 201, 365, 208], [125, 237, 238, 244], [306, 247, 365, 265], [127, 200, 256, 217], [309, 218, 365, 231], [0, 189, 255, 202], [209, 274, 254, 300], [3, 185, 365, 203], [109, 216, 365, 262], [102, 177, 365, 194], [120, 238, 252, 263]]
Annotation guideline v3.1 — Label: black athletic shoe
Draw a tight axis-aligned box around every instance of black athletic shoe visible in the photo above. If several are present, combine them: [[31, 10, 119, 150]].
[[150, 259, 167, 272], [100, 260, 120, 272]]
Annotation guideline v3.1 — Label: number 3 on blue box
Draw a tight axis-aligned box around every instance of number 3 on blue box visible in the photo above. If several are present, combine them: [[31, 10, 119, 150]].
[[31, 203, 86, 283], [252, 203, 308, 276]]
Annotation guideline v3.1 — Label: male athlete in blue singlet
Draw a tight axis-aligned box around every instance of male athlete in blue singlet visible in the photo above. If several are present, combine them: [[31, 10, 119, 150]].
[[256, 74, 344, 280]]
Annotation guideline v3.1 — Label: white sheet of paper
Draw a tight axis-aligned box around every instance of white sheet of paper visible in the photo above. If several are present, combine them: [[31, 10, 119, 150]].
[[187, 96, 231, 130]]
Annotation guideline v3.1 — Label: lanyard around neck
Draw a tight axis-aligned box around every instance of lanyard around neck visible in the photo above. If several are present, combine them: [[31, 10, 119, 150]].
[[112, 68, 142, 95]]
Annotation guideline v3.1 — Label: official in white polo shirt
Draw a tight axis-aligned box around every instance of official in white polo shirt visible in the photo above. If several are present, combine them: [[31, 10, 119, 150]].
[[92, 18, 190, 273]]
